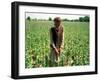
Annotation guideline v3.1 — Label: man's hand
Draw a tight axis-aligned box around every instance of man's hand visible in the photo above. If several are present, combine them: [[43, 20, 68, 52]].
[[50, 44, 60, 55], [54, 48, 59, 55]]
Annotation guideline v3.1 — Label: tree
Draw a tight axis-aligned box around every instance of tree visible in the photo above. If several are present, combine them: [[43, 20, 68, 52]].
[[32, 18, 38, 21], [73, 19, 78, 22], [48, 17, 52, 21], [79, 16, 90, 22], [62, 18, 69, 21], [84, 16, 89, 22], [27, 16, 31, 21], [79, 17, 84, 22]]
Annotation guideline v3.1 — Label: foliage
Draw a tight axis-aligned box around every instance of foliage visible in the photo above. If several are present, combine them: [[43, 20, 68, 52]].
[[79, 16, 89, 22], [48, 17, 52, 21], [27, 16, 31, 21], [25, 20, 89, 68]]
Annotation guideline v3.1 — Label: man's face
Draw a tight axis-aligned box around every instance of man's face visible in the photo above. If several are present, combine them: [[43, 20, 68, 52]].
[[54, 21, 61, 28]]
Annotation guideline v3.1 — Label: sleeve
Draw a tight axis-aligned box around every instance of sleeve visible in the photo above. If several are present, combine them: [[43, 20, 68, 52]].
[[50, 28, 56, 49], [60, 27, 64, 51]]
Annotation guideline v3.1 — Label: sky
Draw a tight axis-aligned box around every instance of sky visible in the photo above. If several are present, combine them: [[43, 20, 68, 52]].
[[25, 12, 88, 20]]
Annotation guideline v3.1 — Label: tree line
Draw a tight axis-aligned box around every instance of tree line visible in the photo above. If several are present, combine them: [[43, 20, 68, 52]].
[[27, 16, 89, 22]]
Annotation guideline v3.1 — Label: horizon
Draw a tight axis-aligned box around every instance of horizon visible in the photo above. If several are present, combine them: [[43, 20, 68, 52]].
[[25, 12, 89, 20]]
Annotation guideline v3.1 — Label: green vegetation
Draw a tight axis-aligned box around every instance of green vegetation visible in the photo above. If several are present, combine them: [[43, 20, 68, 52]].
[[25, 20, 89, 68]]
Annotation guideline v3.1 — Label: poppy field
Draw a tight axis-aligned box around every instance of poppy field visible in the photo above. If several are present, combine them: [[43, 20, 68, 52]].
[[25, 20, 89, 68]]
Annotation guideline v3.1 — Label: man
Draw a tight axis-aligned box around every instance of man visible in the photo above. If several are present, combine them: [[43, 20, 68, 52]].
[[50, 17, 64, 66]]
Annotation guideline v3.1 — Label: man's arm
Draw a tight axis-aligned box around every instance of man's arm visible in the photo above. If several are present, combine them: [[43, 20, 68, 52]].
[[60, 27, 64, 53]]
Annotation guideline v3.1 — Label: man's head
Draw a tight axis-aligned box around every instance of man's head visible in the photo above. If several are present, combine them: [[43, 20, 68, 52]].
[[54, 17, 61, 28]]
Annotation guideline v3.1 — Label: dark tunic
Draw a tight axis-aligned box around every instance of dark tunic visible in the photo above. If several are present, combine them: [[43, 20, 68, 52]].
[[50, 26, 64, 66], [51, 27, 63, 48]]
